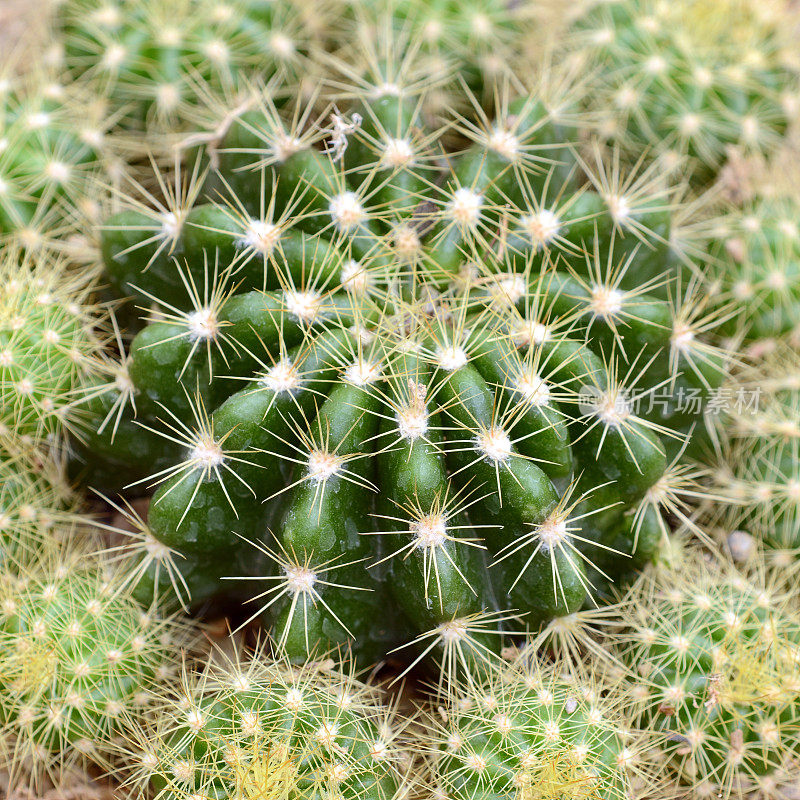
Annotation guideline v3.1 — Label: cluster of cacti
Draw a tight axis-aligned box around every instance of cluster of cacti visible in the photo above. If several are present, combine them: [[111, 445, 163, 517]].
[[65, 42, 737, 664], [577, 0, 800, 184], [1, 0, 800, 797]]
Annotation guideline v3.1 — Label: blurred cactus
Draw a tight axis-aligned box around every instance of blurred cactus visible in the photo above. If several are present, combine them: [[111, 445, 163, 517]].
[[0, 542, 193, 794], [576, 0, 799, 184], [117, 643, 414, 800], [612, 552, 800, 798]]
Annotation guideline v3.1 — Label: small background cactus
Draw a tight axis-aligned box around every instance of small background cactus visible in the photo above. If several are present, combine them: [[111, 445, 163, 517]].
[[423, 657, 658, 800], [117, 643, 414, 800], [610, 552, 800, 799], [0, 245, 107, 453], [575, 0, 800, 186], [700, 346, 800, 578], [0, 540, 193, 794]]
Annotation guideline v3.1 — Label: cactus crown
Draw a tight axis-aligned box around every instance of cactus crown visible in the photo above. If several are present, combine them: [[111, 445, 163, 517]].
[[61, 27, 737, 671]]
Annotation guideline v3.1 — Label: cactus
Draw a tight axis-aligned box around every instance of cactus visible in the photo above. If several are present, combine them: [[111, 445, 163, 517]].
[[0, 243, 106, 449], [0, 542, 191, 794], [57, 0, 361, 135], [577, 0, 800, 184], [117, 643, 413, 800], [423, 656, 657, 800], [0, 70, 110, 250], [699, 346, 800, 576], [611, 551, 800, 798], [66, 38, 735, 668], [700, 194, 800, 347]]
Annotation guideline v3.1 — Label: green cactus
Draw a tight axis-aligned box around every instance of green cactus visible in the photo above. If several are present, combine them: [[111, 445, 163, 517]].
[[0, 70, 110, 249], [423, 657, 656, 800], [577, 0, 799, 184], [117, 643, 413, 800], [700, 194, 800, 346], [0, 542, 192, 794], [0, 244, 105, 447], [57, 0, 356, 133], [612, 552, 800, 798], [68, 47, 733, 668], [700, 347, 800, 575]]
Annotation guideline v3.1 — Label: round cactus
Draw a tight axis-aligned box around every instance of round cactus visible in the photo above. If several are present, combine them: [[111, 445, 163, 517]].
[[118, 643, 412, 800], [0, 70, 110, 250], [577, 0, 800, 184], [424, 657, 655, 800], [0, 543, 191, 793], [70, 43, 732, 667], [0, 244, 105, 447], [700, 194, 800, 347], [700, 347, 800, 575], [612, 552, 800, 798]]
